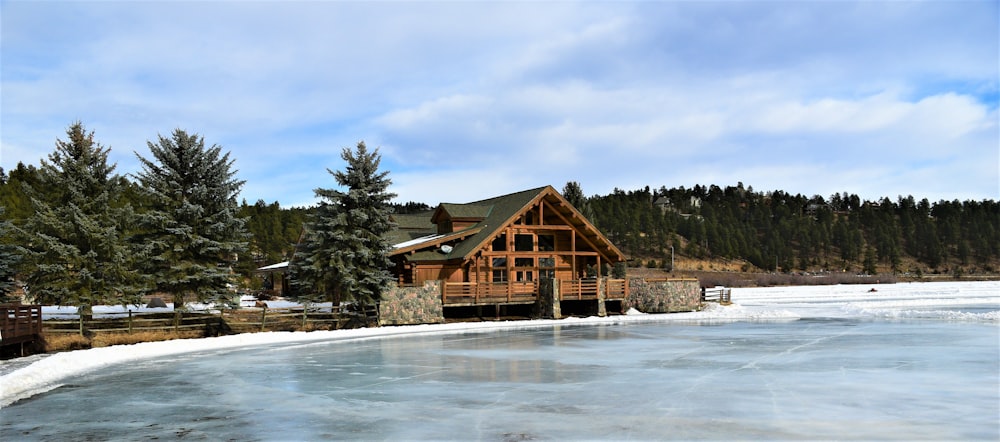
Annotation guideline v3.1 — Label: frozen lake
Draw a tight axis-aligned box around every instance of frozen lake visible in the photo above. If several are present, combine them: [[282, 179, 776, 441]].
[[1, 281, 997, 440]]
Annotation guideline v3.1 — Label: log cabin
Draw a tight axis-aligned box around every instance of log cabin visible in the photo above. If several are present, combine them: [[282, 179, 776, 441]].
[[386, 185, 626, 307]]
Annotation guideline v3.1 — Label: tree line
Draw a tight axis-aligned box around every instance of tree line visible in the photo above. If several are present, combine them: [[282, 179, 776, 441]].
[[583, 183, 999, 276], [4, 123, 997, 313], [0, 123, 399, 319]]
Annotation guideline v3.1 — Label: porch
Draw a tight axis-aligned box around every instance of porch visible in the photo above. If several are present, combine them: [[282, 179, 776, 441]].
[[441, 278, 629, 306]]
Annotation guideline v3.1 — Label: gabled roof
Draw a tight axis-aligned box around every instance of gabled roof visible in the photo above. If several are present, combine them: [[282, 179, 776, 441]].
[[387, 185, 624, 263], [431, 203, 492, 223]]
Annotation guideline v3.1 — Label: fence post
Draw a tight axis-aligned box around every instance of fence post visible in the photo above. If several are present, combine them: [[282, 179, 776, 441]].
[[174, 311, 180, 332], [128, 310, 133, 334], [78, 314, 84, 337], [260, 305, 267, 333], [301, 307, 307, 329]]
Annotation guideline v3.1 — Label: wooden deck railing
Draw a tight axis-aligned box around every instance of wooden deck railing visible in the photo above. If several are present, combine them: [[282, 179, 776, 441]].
[[559, 279, 628, 301], [1, 304, 43, 346], [605, 278, 628, 299], [560, 279, 599, 300], [442, 281, 538, 305]]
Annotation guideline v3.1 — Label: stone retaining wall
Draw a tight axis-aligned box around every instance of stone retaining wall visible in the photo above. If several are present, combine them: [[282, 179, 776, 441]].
[[624, 279, 701, 313], [379, 281, 445, 326]]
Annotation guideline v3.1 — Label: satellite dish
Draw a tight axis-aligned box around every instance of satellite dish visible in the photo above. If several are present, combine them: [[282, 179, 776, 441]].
[[440, 245, 453, 254]]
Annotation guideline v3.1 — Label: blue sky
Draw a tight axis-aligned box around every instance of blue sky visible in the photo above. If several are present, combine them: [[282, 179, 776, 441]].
[[2, 1, 997, 207]]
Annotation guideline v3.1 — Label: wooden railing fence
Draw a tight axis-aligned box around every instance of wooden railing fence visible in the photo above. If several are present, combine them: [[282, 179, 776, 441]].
[[1, 304, 43, 345], [560, 279, 598, 300], [41, 306, 373, 336], [442, 281, 538, 305], [701, 286, 732, 305]]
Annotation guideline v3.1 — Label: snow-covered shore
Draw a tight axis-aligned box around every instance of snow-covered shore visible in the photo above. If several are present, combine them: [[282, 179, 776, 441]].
[[2, 280, 996, 409]]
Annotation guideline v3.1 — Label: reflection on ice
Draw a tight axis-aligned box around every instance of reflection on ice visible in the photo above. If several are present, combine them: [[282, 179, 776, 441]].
[[1, 281, 997, 440]]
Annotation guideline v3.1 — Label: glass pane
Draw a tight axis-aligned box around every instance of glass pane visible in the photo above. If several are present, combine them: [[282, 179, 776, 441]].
[[492, 257, 507, 267], [492, 269, 508, 282], [514, 234, 533, 251], [539, 257, 555, 268], [514, 257, 533, 267], [492, 234, 506, 251], [538, 235, 555, 251]]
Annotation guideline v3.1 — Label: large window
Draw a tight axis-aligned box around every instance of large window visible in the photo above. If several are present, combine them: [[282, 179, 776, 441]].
[[492, 234, 507, 251], [514, 234, 533, 251], [538, 234, 555, 251], [493, 270, 508, 283], [491, 257, 508, 283]]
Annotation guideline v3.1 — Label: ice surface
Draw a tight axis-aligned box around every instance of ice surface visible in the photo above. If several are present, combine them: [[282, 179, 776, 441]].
[[1, 281, 997, 440]]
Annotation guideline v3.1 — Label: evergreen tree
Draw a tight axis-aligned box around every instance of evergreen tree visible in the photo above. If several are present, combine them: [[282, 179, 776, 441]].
[[134, 129, 248, 310], [17, 122, 144, 314], [0, 163, 41, 221], [863, 246, 878, 275], [0, 208, 21, 302], [562, 181, 595, 221], [289, 142, 396, 319]]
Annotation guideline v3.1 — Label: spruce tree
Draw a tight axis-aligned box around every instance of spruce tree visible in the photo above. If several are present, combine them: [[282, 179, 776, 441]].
[[134, 129, 248, 310], [562, 181, 596, 221], [0, 208, 21, 302], [290, 142, 395, 320], [17, 122, 144, 314]]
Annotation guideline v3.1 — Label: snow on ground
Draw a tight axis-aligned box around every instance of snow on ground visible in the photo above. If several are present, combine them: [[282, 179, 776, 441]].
[[2, 280, 996, 408], [40, 295, 325, 319]]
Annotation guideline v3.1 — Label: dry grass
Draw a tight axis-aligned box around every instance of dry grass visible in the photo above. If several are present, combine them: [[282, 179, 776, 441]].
[[42, 333, 91, 352], [43, 330, 204, 352]]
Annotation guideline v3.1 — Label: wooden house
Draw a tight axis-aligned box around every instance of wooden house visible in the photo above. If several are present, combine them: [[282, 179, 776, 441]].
[[386, 186, 626, 307]]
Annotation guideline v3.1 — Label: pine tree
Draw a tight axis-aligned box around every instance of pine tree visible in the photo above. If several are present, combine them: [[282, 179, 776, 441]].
[[134, 129, 248, 310], [0, 208, 21, 302], [562, 181, 595, 221], [16, 122, 144, 314], [290, 142, 395, 320]]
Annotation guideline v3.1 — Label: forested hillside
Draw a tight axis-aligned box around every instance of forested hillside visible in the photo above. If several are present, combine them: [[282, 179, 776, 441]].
[[588, 183, 999, 277]]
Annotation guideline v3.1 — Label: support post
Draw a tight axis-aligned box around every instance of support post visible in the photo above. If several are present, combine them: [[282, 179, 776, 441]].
[[260, 306, 267, 333], [597, 277, 607, 317]]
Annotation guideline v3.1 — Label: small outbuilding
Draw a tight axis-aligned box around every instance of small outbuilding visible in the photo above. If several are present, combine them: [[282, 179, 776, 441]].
[[256, 261, 290, 297]]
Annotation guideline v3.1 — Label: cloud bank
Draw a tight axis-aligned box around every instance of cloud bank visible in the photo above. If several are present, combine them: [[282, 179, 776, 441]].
[[2, 1, 996, 206]]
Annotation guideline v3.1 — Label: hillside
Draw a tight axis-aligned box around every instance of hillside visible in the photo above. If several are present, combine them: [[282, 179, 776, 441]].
[[584, 184, 999, 281]]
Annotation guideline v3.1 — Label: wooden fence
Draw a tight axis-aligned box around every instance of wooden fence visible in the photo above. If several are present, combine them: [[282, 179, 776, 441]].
[[42, 305, 376, 336], [701, 286, 732, 305]]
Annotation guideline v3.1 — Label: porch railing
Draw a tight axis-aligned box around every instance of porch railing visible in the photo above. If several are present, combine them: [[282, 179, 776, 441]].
[[442, 281, 538, 305], [558, 278, 629, 300], [560, 279, 599, 300], [605, 278, 628, 299], [442, 278, 630, 305]]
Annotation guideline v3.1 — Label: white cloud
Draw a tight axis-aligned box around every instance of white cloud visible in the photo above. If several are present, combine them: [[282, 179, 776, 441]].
[[2, 1, 997, 205]]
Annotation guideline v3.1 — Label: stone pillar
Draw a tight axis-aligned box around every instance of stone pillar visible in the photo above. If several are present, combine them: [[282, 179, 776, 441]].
[[536, 278, 562, 319], [596, 277, 607, 317]]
